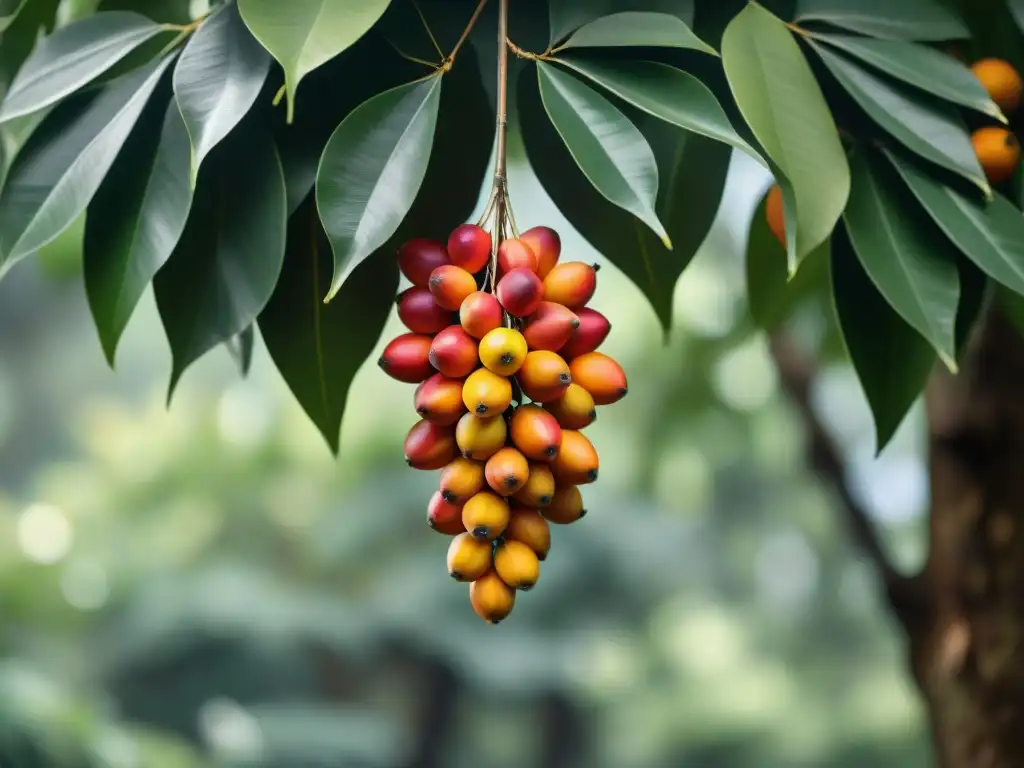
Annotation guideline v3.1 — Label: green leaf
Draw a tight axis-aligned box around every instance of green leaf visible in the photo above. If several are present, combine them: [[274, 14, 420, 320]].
[[173, 1, 270, 183], [83, 100, 192, 365], [0, 55, 173, 272], [225, 324, 255, 377], [97, 0, 193, 24], [721, 2, 849, 271], [552, 55, 761, 161], [548, 0, 695, 46], [1012, 0, 1024, 36], [810, 41, 988, 196], [0, 11, 163, 123], [557, 11, 714, 55], [259, 200, 396, 454], [154, 117, 286, 399], [237, 0, 390, 123], [843, 149, 960, 368], [794, 0, 969, 41], [316, 75, 442, 302], [830, 223, 936, 453], [0, 0, 26, 34], [536, 61, 670, 247]]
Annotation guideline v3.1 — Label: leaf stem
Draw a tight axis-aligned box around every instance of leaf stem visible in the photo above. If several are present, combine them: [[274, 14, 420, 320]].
[[385, 36, 440, 68], [412, 0, 445, 60], [444, 0, 488, 70], [506, 39, 552, 61]]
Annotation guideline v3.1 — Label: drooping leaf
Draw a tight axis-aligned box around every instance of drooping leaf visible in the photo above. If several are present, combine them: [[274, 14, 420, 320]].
[[548, 0, 695, 46], [0, 55, 174, 272], [721, 2, 849, 271], [259, 200, 397, 454], [536, 61, 670, 247], [154, 117, 287, 399], [225, 324, 255, 377], [236, 0, 391, 123], [0, 0, 26, 34], [557, 11, 714, 55], [830, 223, 936, 453], [843, 149, 960, 368], [553, 55, 760, 161], [316, 75, 442, 302], [173, 1, 270, 182], [0, 11, 164, 123], [794, 0, 969, 41], [0, 0, 59, 87], [810, 41, 988, 196]]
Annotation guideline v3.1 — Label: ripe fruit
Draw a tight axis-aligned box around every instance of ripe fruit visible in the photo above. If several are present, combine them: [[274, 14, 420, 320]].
[[497, 238, 538, 273], [569, 352, 628, 405], [494, 539, 540, 590], [479, 327, 529, 376], [460, 290, 503, 339], [447, 532, 493, 581], [517, 350, 572, 402], [414, 373, 466, 426], [397, 286, 452, 334], [440, 457, 485, 504], [560, 307, 610, 359], [379, 333, 434, 383], [512, 463, 555, 507], [765, 184, 785, 247], [545, 383, 596, 430], [496, 267, 544, 316], [429, 325, 478, 378], [455, 412, 507, 460], [509, 404, 562, 461], [551, 430, 599, 485], [398, 238, 449, 286], [447, 223, 492, 273], [543, 485, 585, 524], [522, 301, 579, 351], [470, 570, 515, 624], [405, 420, 457, 470], [428, 491, 465, 535], [519, 225, 560, 278], [971, 58, 1023, 114], [542, 262, 598, 309], [462, 367, 512, 416], [462, 491, 510, 540], [973, 127, 1020, 184], [504, 508, 550, 560], [485, 446, 530, 496], [429, 265, 478, 310]]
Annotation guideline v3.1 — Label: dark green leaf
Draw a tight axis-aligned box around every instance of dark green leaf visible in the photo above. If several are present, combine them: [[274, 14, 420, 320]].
[[722, 2, 849, 271], [0, 55, 173, 271], [548, 0, 695, 46], [316, 75, 442, 302], [1011, 0, 1024, 36], [0, 0, 26, 34], [0, 11, 163, 123], [997, 283, 1024, 338], [225, 324, 255, 377], [154, 117, 286, 398], [84, 100, 192, 365], [955, 257, 989, 356], [536, 61, 669, 246], [795, 0, 969, 41], [557, 11, 714, 55], [97, 0, 193, 24], [831, 223, 935, 453], [843, 148, 960, 368], [173, 1, 270, 182], [810, 41, 988, 196]]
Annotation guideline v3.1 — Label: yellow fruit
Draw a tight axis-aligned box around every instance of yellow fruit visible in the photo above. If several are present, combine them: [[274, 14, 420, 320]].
[[455, 412, 508, 461], [542, 484, 585, 524], [504, 507, 551, 560], [765, 183, 785, 247], [551, 430, 599, 485], [439, 457, 485, 505], [446, 532, 493, 582], [494, 539, 540, 590], [512, 463, 555, 507], [470, 569, 515, 624], [545, 383, 596, 430], [484, 446, 530, 496], [478, 327, 529, 376], [971, 57, 1023, 114], [973, 126, 1020, 184], [462, 367, 513, 417], [462, 491, 510, 540]]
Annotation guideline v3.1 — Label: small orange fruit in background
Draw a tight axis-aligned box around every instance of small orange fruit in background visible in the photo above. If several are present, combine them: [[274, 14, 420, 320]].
[[970, 58, 1023, 115], [972, 127, 1021, 184], [765, 184, 785, 248]]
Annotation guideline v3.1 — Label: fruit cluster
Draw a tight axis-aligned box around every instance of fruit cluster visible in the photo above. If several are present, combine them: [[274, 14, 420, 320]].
[[967, 58, 1023, 185], [378, 222, 627, 624]]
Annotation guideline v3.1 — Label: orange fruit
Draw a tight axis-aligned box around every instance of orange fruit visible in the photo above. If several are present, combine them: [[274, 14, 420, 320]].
[[971, 58, 1022, 114], [765, 184, 785, 247], [972, 127, 1020, 184]]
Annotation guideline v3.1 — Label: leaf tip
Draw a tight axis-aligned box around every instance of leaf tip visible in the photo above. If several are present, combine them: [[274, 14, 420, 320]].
[[660, 233, 673, 250]]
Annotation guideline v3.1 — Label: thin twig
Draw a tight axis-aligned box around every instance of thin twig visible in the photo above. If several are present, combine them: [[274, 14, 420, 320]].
[[412, 0, 445, 60], [385, 37, 440, 68], [446, 0, 488, 67]]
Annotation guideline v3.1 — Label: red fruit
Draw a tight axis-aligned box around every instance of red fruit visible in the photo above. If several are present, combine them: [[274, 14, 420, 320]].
[[560, 307, 611, 358], [520, 226, 561, 279], [569, 352, 628, 405], [414, 373, 467, 426], [497, 238, 538, 274], [460, 290, 503, 339], [429, 265, 478, 311], [447, 223, 492, 273], [428, 491, 465, 535], [379, 333, 434, 383], [522, 301, 579, 352], [496, 267, 544, 317], [542, 262, 598, 309], [404, 419, 457, 470], [429, 325, 479, 378], [397, 238, 449, 287], [397, 286, 452, 334]]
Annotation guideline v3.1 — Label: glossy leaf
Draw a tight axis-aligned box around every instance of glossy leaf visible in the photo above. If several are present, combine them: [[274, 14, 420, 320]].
[[536, 61, 670, 247], [794, 0, 969, 41], [557, 11, 714, 55], [0, 11, 163, 123], [548, 0, 694, 46], [0, 56, 173, 272], [84, 101, 192, 365], [830, 223, 935, 453], [810, 41, 988, 196], [259, 201, 397, 454], [154, 119, 287, 398], [237, 0, 390, 123], [173, 1, 270, 182], [225, 325, 255, 377], [722, 3, 849, 271], [843, 149, 960, 368], [316, 75, 442, 302]]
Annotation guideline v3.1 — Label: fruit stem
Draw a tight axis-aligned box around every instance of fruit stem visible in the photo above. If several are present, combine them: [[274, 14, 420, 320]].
[[493, 0, 509, 193]]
